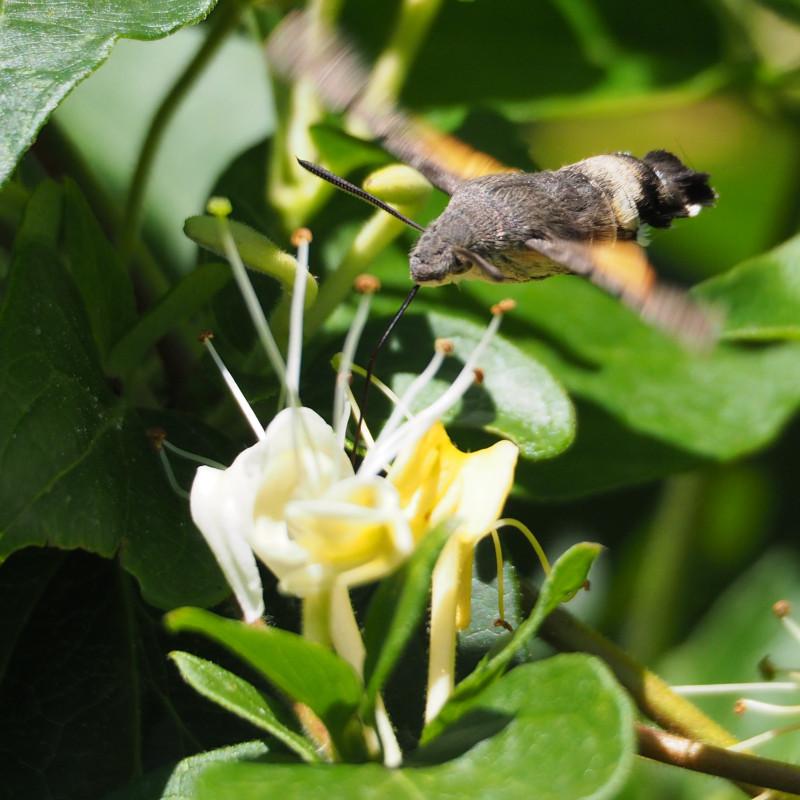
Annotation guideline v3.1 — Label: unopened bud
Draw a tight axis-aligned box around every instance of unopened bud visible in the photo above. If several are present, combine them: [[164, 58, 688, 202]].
[[473, 367, 485, 384], [734, 699, 747, 715], [363, 164, 432, 205], [198, 330, 214, 343]]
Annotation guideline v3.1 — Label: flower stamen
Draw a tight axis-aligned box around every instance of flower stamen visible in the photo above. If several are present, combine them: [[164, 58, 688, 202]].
[[361, 303, 508, 478], [735, 699, 800, 716], [489, 528, 510, 629], [672, 682, 800, 697], [368, 337, 453, 461], [147, 428, 190, 499], [728, 721, 800, 752], [495, 518, 552, 575], [209, 198, 287, 390], [199, 331, 265, 441], [334, 275, 378, 447], [344, 385, 376, 449], [286, 228, 313, 404]]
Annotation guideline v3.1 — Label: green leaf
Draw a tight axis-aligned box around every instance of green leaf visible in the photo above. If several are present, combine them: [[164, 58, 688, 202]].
[[54, 25, 274, 272], [361, 522, 453, 719], [169, 651, 318, 763], [309, 124, 389, 175], [360, 308, 575, 461], [196, 655, 633, 800], [106, 261, 230, 376], [696, 233, 800, 342], [0, 182, 227, 609], [102, 742, 269, 800], [0, 0, 219, 186], [343, 0, 725, 118], [184, 215, 318, 306], [424, 542, 601, 742], [456, 275, 800, 486], [165, 608, 365, 759], [61, 180, 137, 361]]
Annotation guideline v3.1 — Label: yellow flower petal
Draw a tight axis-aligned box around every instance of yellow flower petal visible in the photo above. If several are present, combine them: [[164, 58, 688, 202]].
[[389, 421, 518, 543]]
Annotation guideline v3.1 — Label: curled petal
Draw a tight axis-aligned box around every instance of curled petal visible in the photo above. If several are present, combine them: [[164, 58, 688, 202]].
[[190, 465, 264, 623]]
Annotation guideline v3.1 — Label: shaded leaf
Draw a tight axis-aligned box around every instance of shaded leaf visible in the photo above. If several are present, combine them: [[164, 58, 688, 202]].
[[196, 655, 633, 800], [0, 182, 227, 609], [169, 651, 318, 763], [0, 0, 219, 186], [0, 552, 139, 800], [102, 742, 269, 800], [165, 608, 364, 759], [461, 275, 800, 465], [62, 180, 137, 361], [359, 309, 575, 461]]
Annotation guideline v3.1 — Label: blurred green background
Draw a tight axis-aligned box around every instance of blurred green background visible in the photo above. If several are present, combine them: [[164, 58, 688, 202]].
[[4, 0, 800, 797]]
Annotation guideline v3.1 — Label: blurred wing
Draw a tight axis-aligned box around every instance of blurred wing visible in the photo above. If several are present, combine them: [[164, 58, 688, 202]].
[[525, 237, 721, 349], [267, 12, 515, 194]]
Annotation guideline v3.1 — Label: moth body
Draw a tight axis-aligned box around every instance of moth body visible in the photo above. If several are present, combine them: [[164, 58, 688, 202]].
[[409, 151, 715, 286]]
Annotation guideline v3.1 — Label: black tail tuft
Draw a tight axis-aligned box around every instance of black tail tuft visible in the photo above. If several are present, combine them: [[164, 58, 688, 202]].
[[640, 150, 716, 226]]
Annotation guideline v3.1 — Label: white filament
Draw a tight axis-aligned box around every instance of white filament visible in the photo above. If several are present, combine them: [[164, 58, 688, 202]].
[[203, 338, 265, 441]]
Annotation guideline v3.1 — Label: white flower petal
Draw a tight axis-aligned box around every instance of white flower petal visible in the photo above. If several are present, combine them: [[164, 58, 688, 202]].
[[190, 465, 264, 623]]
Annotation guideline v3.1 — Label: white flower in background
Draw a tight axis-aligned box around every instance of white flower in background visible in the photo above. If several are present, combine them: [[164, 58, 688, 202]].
[[672, 599, 800, 753], [169, 200, 519, 759]]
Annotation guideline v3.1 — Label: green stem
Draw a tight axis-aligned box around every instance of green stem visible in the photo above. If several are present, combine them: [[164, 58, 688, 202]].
[[302, 205, 420, 340], [539, 603, 737, 746], [549, 0, 624, 70], [120, 0, 245, 260], [358, 0, 445, 110], [267, 0, 343, 230], [624, 474, 704, 663], [301, 591, 332, 647], [34, 122, 169, 299]]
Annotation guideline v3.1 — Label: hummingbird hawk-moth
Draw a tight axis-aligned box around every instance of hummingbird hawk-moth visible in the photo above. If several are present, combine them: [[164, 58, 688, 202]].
[[268, 13, 720, 346]]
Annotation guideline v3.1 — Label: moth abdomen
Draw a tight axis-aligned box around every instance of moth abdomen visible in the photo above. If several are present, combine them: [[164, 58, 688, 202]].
[[640, 149, 716, 226], [569, 152, 716, 234]]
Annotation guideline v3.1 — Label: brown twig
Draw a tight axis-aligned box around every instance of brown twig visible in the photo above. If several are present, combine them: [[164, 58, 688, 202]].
[[538, 602, 800, 798], [638, 724, 800, 796]]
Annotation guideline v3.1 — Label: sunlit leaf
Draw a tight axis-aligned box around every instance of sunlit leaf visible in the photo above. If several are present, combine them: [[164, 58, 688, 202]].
[[195, 655, 633, 800], [0, 0, 219, 186]]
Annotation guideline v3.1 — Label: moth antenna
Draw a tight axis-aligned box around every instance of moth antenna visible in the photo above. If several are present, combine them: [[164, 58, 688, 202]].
[[453, 246, 505, 283], [351, 284, 420, 465], [297, 159, 425, 233]]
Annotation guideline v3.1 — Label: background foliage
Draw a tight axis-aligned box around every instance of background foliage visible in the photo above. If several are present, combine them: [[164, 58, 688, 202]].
[[2, 0, 800, 797]]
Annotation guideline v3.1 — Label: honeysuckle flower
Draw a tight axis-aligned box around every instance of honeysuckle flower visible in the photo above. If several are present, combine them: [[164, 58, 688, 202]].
[[388, 420, 519, 722], [176, 200, 519, 761], [672, 599, 800, 753]]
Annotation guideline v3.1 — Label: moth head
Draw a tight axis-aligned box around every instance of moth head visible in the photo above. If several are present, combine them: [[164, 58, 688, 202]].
[[410, 229, 505, 286]]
